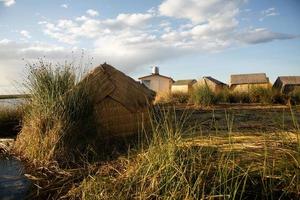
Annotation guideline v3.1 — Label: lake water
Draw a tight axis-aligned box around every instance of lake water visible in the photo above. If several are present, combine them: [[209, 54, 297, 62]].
[[0, 99, 24, 108], [0, 139, 30, 200], [0, 156, 30, 200]]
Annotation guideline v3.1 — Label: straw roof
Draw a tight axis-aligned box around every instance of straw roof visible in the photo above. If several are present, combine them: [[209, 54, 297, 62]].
[[173, 79, 197, 86], [275, 76, 300, 85], [203, 76, 227, 86], [82, 63, 155, 112], [79, 63, 156, 138], [230, 73, 269, 85]]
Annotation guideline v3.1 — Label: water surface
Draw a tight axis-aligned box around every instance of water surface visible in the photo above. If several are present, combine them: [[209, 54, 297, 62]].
[[0, 99, 24, 108], [0, 139, 30, 200]]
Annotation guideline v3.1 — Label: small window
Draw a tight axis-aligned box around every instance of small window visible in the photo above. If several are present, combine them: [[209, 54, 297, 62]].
[[142, 80, 151, 88]]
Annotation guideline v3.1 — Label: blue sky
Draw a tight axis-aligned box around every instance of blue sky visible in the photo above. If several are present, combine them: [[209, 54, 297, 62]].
[[0, 0, 299, 94]]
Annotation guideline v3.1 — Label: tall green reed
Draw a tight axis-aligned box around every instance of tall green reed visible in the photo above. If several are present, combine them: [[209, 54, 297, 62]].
[[15, 60, 95, 165]]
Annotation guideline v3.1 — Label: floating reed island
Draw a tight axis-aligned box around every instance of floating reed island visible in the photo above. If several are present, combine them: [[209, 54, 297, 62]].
[[4, 60, 299, 199]]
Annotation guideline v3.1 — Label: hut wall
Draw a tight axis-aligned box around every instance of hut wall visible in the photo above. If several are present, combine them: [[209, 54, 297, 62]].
[[231, 83, 270, 92], [215, 84, 226, 93], [188, 85, 195, 93], [94, 97, 150, 138], [197, 79, 218, 92], [283, 85, 300, 94], [171, 85, 189, 93]]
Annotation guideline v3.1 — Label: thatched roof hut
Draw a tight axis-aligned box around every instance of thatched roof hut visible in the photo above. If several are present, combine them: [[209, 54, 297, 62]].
[[171, 79, 196, 93], [197, 76, 228, 93], [82, 63, 155, 138], [230, 73, 270, 92], [172, 79, 197, 86], [230, 73, 269, 85], [273, 76, 300, 94]]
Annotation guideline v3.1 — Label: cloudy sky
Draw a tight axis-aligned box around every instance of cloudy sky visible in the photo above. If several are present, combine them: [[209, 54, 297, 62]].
[[0, 0, 300, 94]]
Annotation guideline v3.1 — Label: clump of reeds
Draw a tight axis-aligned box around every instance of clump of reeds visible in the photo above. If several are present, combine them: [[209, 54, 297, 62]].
[[191, 85, 216, 106], [14, 60, 96, 166], [155, 85, 299, 107], [249, 87, 273, 104], [290, 88, 300, 105], [155, 92, 191, 105]]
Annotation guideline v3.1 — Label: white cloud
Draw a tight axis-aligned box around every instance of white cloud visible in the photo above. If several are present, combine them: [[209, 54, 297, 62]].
[[103, 13, 153, 29], [159, 0, 242, 24], [0, 40, 67, 60], [116, 13, 152, 26], [237, 28, 297, 44], [0, 0, 15, 7], [0, 40, 74, 94], [262, 8, 278, 16], [86, 9, 99, 17], [41, 18, 102, 44], [76, 15, 89, 21], [20, 30, 31, 39], [0, 38, 11, 44], [158, 0, 241, 46], [259, 7, 279, 21], [61, 4, 68, 9], [92, 31, 186, 71], [40, 12, 153, 44]]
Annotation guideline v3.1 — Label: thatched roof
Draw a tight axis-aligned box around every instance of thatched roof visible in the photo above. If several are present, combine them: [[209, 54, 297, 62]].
[[275, 76, 300, 85], [173, 79, 197, 86], [82, 63, 155, 112], [203, 76, 227, 86], [230, 73, 269, 85]]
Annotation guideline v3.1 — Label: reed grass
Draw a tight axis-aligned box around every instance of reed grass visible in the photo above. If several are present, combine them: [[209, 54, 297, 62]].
[[14, 60, 96, 166], [68, 107, 300, 200], [191, 84, 216, 106], [163, 86, 299, 106]]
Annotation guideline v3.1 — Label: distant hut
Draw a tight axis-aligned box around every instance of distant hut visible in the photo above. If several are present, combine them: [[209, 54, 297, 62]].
[[197, 76, 228, 93], [82, 63, 155, 138], [139, 67, 174, 95], [171, 79, 197, 93], [230, 73, 270, 92], [273, 76, 300, 94]]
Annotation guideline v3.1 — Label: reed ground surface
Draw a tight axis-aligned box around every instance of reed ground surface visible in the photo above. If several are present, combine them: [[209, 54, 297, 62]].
[[18, 105, 300, 199], [1, 104, 299, 199]]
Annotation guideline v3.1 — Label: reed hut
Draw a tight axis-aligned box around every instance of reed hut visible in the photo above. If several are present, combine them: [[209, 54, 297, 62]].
[[273, 76, 300, 94], [171, 79, 197, 93], [196, 76, 228, 93], [230, 73, 270, 92], [82, 63, 155, 138]]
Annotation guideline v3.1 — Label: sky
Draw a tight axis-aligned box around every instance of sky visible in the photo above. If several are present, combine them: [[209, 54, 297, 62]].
[[0, 0, 300, 94]]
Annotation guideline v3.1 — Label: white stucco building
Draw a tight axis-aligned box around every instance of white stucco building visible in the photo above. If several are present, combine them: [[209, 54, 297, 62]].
[[138, 67, 174, 95]]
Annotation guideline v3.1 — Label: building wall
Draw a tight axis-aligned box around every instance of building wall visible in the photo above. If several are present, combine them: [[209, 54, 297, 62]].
[[197, 79, 220, 93], [230, 83, 270, 92], [171, 85, 195, 93], [283, 85, 300, 94], [215, 85, 226, 93], [140, 76, 172, 94]]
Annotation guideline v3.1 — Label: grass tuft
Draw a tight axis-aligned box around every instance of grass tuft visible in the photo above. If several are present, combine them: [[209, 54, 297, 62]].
[[14, 60, 96, 166]]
